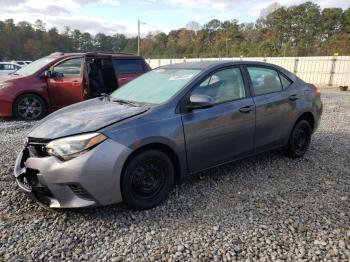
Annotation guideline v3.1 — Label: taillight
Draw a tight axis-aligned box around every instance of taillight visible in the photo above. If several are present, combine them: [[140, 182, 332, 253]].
[[315, 88, 321, 97]]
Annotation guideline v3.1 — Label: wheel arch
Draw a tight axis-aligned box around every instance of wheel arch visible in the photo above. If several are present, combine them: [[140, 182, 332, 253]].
[[122, 142, 184, 182], [294, 111, 315, 131]]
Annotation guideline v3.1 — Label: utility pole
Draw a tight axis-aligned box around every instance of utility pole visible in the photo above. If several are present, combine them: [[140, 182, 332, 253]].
[[225, 38, 231, 57], [137, 19, 140, 56], [137, 19, 147, 55]]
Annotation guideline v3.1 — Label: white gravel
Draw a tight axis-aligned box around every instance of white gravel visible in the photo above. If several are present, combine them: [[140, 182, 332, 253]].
[[0, 90, 349, 261]]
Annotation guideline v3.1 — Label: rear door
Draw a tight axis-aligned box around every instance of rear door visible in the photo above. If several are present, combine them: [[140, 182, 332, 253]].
[[112, 58, 147, 87], [182, 66, 255, 172], [48, 57, 84, 110], [245, 66, 299, 152]]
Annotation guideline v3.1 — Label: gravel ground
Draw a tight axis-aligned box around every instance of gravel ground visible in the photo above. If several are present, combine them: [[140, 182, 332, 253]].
[[0, 90, 349, 261]]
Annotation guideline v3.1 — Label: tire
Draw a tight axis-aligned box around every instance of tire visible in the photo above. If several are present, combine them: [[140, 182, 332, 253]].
[[121, 150, 175, 210], [13, 94, 47, 120], [284, 120, 312, 158]]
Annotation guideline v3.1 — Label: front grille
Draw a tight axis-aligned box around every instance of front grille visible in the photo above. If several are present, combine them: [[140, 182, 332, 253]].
[[68, 184, 94, 201]]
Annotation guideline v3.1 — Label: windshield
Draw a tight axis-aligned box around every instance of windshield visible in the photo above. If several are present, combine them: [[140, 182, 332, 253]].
[[15, 57, 56, 76], [110, 68, 201, 104]]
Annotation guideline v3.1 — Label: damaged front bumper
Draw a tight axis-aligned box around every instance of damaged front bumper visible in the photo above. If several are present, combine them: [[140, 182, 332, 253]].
[[13, 138, 131, 208]]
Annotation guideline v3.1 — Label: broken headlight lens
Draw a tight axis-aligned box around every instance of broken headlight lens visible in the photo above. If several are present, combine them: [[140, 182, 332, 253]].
[[46, 133, 107, 161]]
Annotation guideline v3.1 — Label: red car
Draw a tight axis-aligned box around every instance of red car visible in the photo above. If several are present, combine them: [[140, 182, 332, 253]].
[[0, 52, 151, 120]]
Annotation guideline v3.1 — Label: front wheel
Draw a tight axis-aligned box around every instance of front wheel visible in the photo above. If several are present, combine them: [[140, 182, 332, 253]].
[[284, 120, 312, 158], [121, 150, 175, 210], [13, 94, 47, 120]]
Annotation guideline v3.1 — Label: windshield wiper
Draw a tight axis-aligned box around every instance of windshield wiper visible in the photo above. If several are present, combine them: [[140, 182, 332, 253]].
[[111, 99, 139, 107]]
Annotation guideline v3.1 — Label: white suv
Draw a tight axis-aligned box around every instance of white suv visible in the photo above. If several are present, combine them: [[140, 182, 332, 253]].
[[0, 62, 22, 75]]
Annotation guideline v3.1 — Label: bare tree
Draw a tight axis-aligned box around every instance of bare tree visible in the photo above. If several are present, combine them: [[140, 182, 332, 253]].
[[260, 2, 283, 19]]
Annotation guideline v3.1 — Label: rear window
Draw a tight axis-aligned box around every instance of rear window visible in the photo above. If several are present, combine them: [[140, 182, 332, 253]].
[[247, 67, 282, 96], [113, 59, 145, 74], [280, 74, 292, 89]]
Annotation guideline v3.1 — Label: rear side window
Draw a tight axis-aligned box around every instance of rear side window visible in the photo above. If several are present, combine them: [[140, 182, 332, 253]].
[[0, 64, 3, 70], [113, 59, 145, 74], [247, 67, 282, 96], [280, 74, 292, 89], [53, 58, 82, 77]]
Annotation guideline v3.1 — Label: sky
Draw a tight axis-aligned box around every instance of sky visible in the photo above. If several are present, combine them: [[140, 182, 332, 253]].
[[0, 0, 349, 36]]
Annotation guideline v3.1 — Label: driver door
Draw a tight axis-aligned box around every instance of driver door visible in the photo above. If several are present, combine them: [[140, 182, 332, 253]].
[[181, 67, 256, 172], [48, 57, 84, 110]]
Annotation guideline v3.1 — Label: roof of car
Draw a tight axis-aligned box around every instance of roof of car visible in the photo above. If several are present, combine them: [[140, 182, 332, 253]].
[[47, 52, 144, 59], [0, 62, 20, 65], [159, 60, 280, 70], [159, 60, 300, 82]]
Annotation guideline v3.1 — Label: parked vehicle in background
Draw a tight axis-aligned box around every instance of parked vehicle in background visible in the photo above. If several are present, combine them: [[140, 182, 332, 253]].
[[11, 61, 30, 66], [0, 52, 151, 120], [13, 61, 323, 210], [0, 62, 22, 75]]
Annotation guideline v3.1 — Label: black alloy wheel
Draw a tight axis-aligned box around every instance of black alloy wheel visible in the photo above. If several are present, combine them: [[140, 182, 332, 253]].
[[13, 94, 46, 120]]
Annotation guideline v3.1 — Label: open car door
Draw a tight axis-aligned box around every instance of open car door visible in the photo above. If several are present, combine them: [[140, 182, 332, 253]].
[[112, 58, 147, 87], [85, 53, 118, 98]]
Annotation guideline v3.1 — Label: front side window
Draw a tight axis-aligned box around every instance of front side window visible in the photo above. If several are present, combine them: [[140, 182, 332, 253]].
[[113, 59, 145, 74], [111, 68, 201, 104], [191, 67, 246, 103], [247, 67, 282, 96], [53, 58, 82, 77]]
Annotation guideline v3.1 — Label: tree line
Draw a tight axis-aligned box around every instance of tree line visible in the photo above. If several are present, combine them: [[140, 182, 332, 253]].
[[0, 1, 349, 61]]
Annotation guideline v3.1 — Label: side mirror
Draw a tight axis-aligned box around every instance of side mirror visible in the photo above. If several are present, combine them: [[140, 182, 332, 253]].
[[44, 70, 52, 78], [186, 94, 215, 111], [55, 72, 64, 78]]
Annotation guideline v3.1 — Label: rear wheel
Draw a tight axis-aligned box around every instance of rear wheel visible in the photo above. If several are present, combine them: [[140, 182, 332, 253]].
[[284, 120, 312, 158], [121, 150, 175, 210], [13, 94, 47, 120]]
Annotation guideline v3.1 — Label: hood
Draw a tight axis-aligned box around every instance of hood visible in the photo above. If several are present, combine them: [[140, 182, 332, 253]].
[[0, 73, 25, 82], [29, 98, 149, 139]]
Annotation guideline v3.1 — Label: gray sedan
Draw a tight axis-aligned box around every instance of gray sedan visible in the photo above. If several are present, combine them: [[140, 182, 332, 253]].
[[14, 61, 323, 210]]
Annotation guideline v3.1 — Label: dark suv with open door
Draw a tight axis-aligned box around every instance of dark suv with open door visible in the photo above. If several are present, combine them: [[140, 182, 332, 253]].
[[0, 52, 151, 120]]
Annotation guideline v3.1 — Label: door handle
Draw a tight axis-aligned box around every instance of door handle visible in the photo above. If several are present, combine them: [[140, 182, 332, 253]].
[[72, 80, 80, 86], [289, 94, 298, 101], [119, 78, 127, 81], [239, 105, 254, 113]]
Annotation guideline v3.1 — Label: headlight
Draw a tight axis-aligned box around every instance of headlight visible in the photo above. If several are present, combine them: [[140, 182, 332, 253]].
[[46, 133, 107, 161], [0, 83, 11, 90]]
